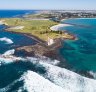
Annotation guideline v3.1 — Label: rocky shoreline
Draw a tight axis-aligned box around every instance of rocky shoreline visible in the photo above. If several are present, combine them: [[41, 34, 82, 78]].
[[15, 38, 64, 60], [4, 23, 76, 61], [15, 38, 94, 79], [3, 20, 95, 79], [5, 27, 76, 63]]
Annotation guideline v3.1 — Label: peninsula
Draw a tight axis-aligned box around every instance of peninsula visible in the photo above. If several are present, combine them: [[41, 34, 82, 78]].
[[0, 13, 76, 60]]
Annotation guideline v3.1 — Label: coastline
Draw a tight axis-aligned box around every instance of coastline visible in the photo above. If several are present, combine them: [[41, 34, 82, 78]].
[[2, 22, 68, 64], [3, 18, 76, 60], [0, 20, 8, 25], [8, 29, 93, 78], [1, 17, 94, 78], [5, 29, 65, 61], [50, 24, 72, 31], [0, 21, 4, 25]]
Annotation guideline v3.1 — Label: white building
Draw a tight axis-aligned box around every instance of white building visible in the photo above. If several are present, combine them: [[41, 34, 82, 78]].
[[47, 37, 54, 46]]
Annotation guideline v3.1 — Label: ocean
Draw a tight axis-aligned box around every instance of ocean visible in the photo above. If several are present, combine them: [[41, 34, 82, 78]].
[[60, 18, 96, 72], [0, 10, 96, 92], [0, 10, 37, 18]]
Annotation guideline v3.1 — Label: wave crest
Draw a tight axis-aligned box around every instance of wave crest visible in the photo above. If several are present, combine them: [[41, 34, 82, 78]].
[[3, 49, 15, 56], [0, 37, 13, 44], [19, 57, 96, 92], [21, 70, 65, 92], [0, 55, 96, 92]]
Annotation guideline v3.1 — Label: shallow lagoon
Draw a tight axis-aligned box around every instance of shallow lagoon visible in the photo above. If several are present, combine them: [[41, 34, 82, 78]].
[[60, 18, 96, 71]]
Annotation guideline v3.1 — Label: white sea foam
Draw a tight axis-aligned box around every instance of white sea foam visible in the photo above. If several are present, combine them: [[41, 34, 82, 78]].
[[0, 56, 24, 64], [21, 71, 66, 92], [0, 49, 25, 64], [26, 56, 60, 65], [23, 58, 96, 92], [89, 71, 96, 79], [0, 49, 15, 64], [3, 49, 15, 56], [0, 57, 15, 64], [0, 37, 13, 44], [42, 63, 96, 92], [0, 55, 96, 92]]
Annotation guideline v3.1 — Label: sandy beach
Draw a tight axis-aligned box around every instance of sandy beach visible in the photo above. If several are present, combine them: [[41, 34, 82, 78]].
[[50, 24, 72, 31], [9, 26, 24, 30], [0, 20, 4, 25], [0, 20, 8, 25]]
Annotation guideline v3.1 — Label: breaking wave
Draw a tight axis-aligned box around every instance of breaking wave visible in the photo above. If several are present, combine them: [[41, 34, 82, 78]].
[[22, 58, 96, 92], [21, 71, 65, 92], [3, 49, 15, 56], [0, 55, 96, 92], [0, 37, 13, 44], [0, 49, 25, 64], [89, 71, 96, 79]]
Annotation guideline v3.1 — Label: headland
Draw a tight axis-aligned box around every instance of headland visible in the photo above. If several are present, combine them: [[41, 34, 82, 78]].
[[0, 13, 76, 62]]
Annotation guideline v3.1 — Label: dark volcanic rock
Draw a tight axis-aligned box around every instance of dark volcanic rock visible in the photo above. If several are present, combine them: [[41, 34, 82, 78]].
[[15, 38, 63, 61]]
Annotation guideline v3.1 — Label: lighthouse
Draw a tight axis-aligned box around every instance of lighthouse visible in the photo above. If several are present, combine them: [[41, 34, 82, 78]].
[[47, 37, 54, 46]]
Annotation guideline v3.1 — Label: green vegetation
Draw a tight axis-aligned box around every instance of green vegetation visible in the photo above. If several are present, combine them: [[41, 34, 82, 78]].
[[24, 13, 54, 19], [1, 18, 74, 41]]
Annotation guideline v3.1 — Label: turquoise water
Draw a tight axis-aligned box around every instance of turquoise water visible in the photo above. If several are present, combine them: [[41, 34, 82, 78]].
[[0, 10, 38, 91], [60, 18, 96, 71], [0, 11, 96, 91]]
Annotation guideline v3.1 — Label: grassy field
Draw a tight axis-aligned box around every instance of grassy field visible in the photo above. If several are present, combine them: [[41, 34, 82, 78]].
[[24, 13, 52, 18], [1, 18, 74, 41]]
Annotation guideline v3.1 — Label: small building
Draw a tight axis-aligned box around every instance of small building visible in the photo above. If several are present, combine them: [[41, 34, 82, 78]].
[[47, 37, 54, 46]]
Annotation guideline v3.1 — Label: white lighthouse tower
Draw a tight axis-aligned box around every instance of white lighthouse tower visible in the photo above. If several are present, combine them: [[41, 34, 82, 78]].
[[47, 37, 54, 46]]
